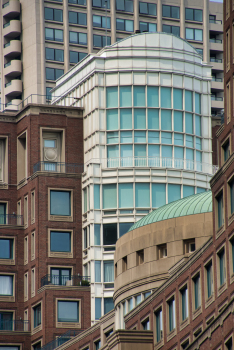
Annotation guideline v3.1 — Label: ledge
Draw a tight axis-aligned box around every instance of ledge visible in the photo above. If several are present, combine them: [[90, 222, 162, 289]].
[[38, 284, 90, 294]]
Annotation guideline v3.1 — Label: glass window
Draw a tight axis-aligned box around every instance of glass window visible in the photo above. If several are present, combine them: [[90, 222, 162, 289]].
[[119, 222, 133, 237], [107, 145, 119, 166], [135, 145, 146, 165], [69, 0, 86, 4], [185, 113, 193, 134], [148, 131, 159, 143], [193, 274, 200, 310], [195, 115, 201, 136], [119, 183, 133, 208], [174, 133, 183, 146], [183, 185, 194, 198], [186, 135, 193, 148], [103, 184, 117, 209], [181, 286, 188, 321], [93, 0, 110, 8], [173, 88, 183, 110], [218, 249, 226, 286], [69, 11, 87, 25], [107, 131, 119, 144], [45, 7, 63, 22], [0, 312, 13, 331], [139, 2, 156, 15], [185, 91, 193, 112], [50, 231, 71, 252], [152, 183, 166, 208], [168, 297, 175, 332], [107, 109, 118, 130], [185, 8, 202, 21], [174, 147, 183, 161], [162, 24, 180, 36], [50, 190, 71, 216], [57, 301, 79, 322], [185, 28, 203, 41], [69, 31, 87, 45], [120, 86, 132, 107], [0, 275, 13, 295], [51, 268, 71, 285], [45, 48, 64, 62], [104, 261, 114, 282], [103, 223, 117, 245], [139, 22, 157, 32], [46, 68, 64, 81], [161, 110, 172, 130], [148, 145, 159, 166], [148, 109, 159, 129], [135, 183, 150, 207], [46, 87, 52, 100], [106, 87, 118, 108], [0, 238, 13, 259], [94, 224, 101, 245], [134, 131, 146, 143], [134, 109, 146, 129], [134, 86, 145, 107], [93, 15, 110, 28], [33, 304, 41, 328], [45, 28, 63, 42], [147, 86, 159, 107], [120, 109, 132, 129], [155, 308, 162, 342], [216, 192, 223, 229], [94, 184, 100, 209], [93, 34, 111, 47], [161, 132, 172, 144], [162, 5, 179, 19], [120, 131, 132, 143], [174, 111, 183, 132], [206, 261, 213, 299], [104, 298, 114, 314], [121, 145, 133, 166], [230, 178, 234, 215], [168, 184, 181, 203], [95, 261, 101, 282], [70, 51, 87, 63], [195, 93, 201, 114], [116, 0, 133, 12], [95, 298, 102, 320], [161, 87, 171, 108], [116, 18, 133, 31]]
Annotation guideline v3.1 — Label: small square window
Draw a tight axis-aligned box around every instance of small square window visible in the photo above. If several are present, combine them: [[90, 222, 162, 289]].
[[157, 244, 167, 259], [49, 189, 72, 220], [57, 300, 79, 322], [136, 249, 144, 266], [184, 239, 195, 254]]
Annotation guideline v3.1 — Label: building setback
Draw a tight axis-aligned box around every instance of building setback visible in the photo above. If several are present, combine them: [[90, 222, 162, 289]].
[[0, 105, 91, 349], [0, 0, 223, 117]]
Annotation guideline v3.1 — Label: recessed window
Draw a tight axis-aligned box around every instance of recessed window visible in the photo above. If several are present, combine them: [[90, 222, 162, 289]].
[[69, 31, 87, 45], [225, 337, 233, 350], [50, 231, 71, 252], [69, 11, 87, 25], [44, 7, 63, 22], [157, 244, 167, 259], [104, 298, 114, 314], [185, 8, 202, 21], [33, 303, 41, 328], [142, 317, 150, 330], [93, 15, 110, 28], [46, 87, 52, 101], [185, 28, 203, 41], [162, 5, 180, 19], [103, 223, 117, 246], [93, 34, 111, 47], [45, 48, 64, 62], [0, 238, 13, 259], [181, 339, 190, 349], [57, 300, 79, 322], [139, 2, 156, 15], [136, 249, 144, 266], [222, 139, 230, 163], [168, 297, 175, 332], [95, 298, 102, 320], [122, 256, 127, 272], [205, 261, 213, 299], [68, 0, 86, 4], [0, 203, 6, 224], [32, 342, 42, 350], [50, 190, 71, 216], [94, 340, 101, 350], [0, 275, 13, 295], [0, 139, 6, 183], [45, 28, 63, 42], [69, 51, 87, 63], [193, 273, 200, 310], [0, 311, 13, 330], [93, 0, 110, 8], [216, 191, 224, 230], [46, 68, 64, 81], [116, 0, 133, 12], [51, 268, 71, 285], [230, 238, 234, 275], [184, 239, 196, 254], [218, 248, 226, 287], [116, 18, 134, 32], [104, 261, 114, 285], [162, 24, 180, 37], [180, 285, 188, 321], [155, 307, 163, 342], [139, 22, 157, 33]]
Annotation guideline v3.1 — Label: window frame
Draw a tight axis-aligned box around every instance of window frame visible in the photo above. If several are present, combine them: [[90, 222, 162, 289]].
[[31, 301, 42, 334], [31, 231, 35, 261], [48, 228, 73, 258], [162, 5, 180, 19], [56, 298, 81, 328], [0, 137, 8, 184], [229, 234, 234, 283], [154, 305, 163, 345], [185, 8, 203, 22], [48, 265, 73, 286], [69, 10, 87, 25], [24, 235, 28, 265], [0, 309, 15, 331], [191, 271, 201, 318], [45, 47, 64, 62], [216, 245, 227, 294], [227, 174, 234, 221], [215, 188, 225, 235], [167, 295, 176, 338], [44, 7, 63, 22], [24, 272, 28, 301], [204, 258, 214, 306], [179, 283, 189, 325], [45, 27, 64, 42], [48, 188, 73, 221], [31, 267, 35, 298], [0, 273, 15, 302], [0, 236, 15, 265]]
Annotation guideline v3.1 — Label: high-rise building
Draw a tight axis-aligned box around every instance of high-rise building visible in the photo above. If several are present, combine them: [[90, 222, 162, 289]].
[[0, 0, 223, 117], [51, 32, 218, 323]]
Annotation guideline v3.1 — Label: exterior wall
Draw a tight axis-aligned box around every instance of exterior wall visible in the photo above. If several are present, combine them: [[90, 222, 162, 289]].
[[0, 105, 91, 349]]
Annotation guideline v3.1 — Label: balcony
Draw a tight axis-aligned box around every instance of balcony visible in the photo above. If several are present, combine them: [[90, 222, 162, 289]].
[[2, 0, 20, 19], [0, 320, 30, 332], [211, 95, 224, 109], [0, 214, 23, 226], [3, 40, 21, 58], [4, 79, 22, 97], [210, 58, 223, 71], [211, 79, 223, 91], [209, 19, 223, 33], [3, 19, 21, 38], [33, 161, 84, 174], [4, 99, 22, 111], [41, 274, 90, 288], [4, 59, 22, 78], [209, 38, 223, 51]]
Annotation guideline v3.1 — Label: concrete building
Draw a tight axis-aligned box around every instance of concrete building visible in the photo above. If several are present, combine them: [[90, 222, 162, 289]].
[[0, 104, 91, 349], [0, 0, 223, 117], [51, 32, 218, 324]]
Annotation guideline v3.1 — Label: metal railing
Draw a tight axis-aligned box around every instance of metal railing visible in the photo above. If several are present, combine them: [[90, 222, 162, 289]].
[[2, 1, 10, 8], [210, 38, 222, 44], [3, 22, 10, 28], [33, 162, 84, 174], [4, 61, 11, 68], [4, 42, 10, 48], [210, 57, 222, 63], [85, 157, 219, 175], [0, 214, 23, 225], [209, 19, 222, 24], [39, 330, 83, 350], [41, 274, 90, 287], [0, 320, 30, 331], [211, 95, 223, 101], [5, 81, 11, 88], [212, 77, 223, 82]]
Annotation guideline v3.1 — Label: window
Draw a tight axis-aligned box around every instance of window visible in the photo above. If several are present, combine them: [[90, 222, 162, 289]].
[[69, 0, 86, 4], [51, 268, 71, 285], [229, 177, 234, 216], [136, 249, 144, 266], [180, 285, 188, 321], [95, 261, 101, 282], [155, 308, 163, 342], [50, 190, 71, 216], [94, 224, 100, 245], [139, 22, 157, 32], [184, 239, 195, 254], [93, 34, 111, 47], [104, 261, 114, 285], [181, 339, 190, 349], [44, 7, 63, 22], [69, 31, 87, 45], [17, 131, 27, 183], [0, 139, 6, 182], [69, 11, 87, 25], [31, 191, 35, 223], [142, 318, 150, 330], [116, 0, 133, 12], [31, 231, 35, 260], [50, 231, 71, 253], [104, 298, 114, 314], [93, 15, 110, 28], [139, 2, 156, 15], [222, 139, 230, 163], [46, 68, 64, 81], [162, 24, 180, 37], [103, 223, 117, 246], [24, 236, 28, 264], [0, 275, 13, 295], [24, 273, 28, 301], [226, 82, 231, 124], [205, 261, 213, 299], [119, 222, 133, 237], [46, 87, 52, 101], [116, 18, 134, 32], [218, 248, 226, 287], [135, 183, 150, 207], [33, 303, 41, 328], [162, 5, 180, 19], [0, 311, 13, 330], [0, 203, 6, 224], [33, 342, 42, 350], [93, 0, 110, 8], [95, 298, 102, 319], [70, 51, 87, 63], [45, 28, 63, 42], [226, 29, 230, 71], [0, 238, 13, 259], [31, 268, 35, 297], [157, 244, 167, 259], [168, 297, 175, 332], [122, 256, 127, 272], [216, 191, 224, 230], [103, 184, 117, 209], [185, 28, 203, 41], [225, 338, 233, 350], [185, 8, 202, 21], [196, 48, 203, 59], [193, 273, 200, 310], [57, 300, 79, 323], [45, 48, 64, 62]]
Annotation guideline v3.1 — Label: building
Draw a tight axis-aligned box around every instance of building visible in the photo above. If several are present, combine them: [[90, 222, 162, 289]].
[[0, 0, 223, 117], [51, 32, 218, 324], [0, 104, 91, 349]]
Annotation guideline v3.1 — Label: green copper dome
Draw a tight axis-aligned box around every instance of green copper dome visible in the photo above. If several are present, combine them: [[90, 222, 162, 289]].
[[129, 191, 212, 232]]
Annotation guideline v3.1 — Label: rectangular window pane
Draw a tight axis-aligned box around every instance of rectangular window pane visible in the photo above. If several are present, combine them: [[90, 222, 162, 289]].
[[104, 298, 114, 314], [0, 239, 13, 259], [107, 131, 119, 144], [50, 191, 71, 216], [106, 87, 118, 108], [168, 184, 181, 203], [147, 86, 159, 107], [185, 91, 193, 112], [95, 261, 101, 282], [135, 183, 150, 207], [186, 135, 193, 148], [148, 131, 159, 143], [195, 29, 203, 41], [107, 145, 119, 167], [195, 93, 201, 114], [94, 184, 100, 209], [148, 109, 159, 129], [148, 145, 160, 166], [50, 231, 71, 252], [134, 145, 146, 166], [161, 110, 172, 130], [183, 185, 194, 198], [104, 261, 114, 282], [119, 183, 133, 208], [107, 109, 118, 130], [133, 86, 145, 107], [206, 262, 213, 298], [174, 111, 183, 132], [161, 87, 171, 108], [94, 224, 101, 245], [103, 184, 117, 209], [120, 131, 132, 143], [121, 145, 133, 166], [195, 115, 201, 136], [185, 113, 193, 134], [0, 275, 13, 295], [161, 132, 172, 144], [119, 222, 133, 237], [174, 133, 183, 146], [134, 109, 146, 129], [173, 88, 183, 110], [162, 145, 172, 158], [156, 309, 162, 342], [194, 275, 200, 309], [120, 109, 132, 129], [134, 131, 146, 143], [120, 86, 132, 107], [186, 28, 194, 40], [58, 301, 79, 322], [95, 298, 102, 320], [152, 183, 166, 208], [103, 223, 117, 245]]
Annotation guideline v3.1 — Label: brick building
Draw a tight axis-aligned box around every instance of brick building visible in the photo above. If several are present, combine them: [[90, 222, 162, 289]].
[[0, 104, 91, 349]]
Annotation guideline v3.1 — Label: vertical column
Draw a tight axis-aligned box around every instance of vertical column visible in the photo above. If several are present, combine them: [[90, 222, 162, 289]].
[[39, 0, 45, 102], [203, 0, 209, 63], [134, 0, 139, 32], [157, 0, 162, 32], [87, 0, 93, 53], [64, 0, 69, 72], [111, 0, 116, 43], [180, 0, 185, 39]]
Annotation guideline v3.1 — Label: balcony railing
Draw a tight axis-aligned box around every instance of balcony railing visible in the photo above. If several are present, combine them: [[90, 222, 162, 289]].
[[210, 57, 222, 63], [3, 22, 10, 28], [212, 77, 223, 82], [0, 214, 23, 225], [5, 81, 11, 87], [0, 320, 30, 332], [2, 1, 10, 8], [4, 61, 11, 68], [210, 38, 222, 44], [41, 274, 90, 288], [33, 161, 84, 174], [211, 95, 223, 101], [85, 157, 218, 175], [39, 330, 83, 350], [209, 19, 222, 24], [4, 42, 10, 48]]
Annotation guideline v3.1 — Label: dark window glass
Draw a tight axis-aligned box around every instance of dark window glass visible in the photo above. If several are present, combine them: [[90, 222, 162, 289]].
[[148, 3, 156, 15], [51, 268, 71, 285], [116, 18, 124, 30], [93, 0, 110, 8], [55, 49, 64, 61], [0, 203, 6, 224], [185, 8, 202, 21], [194, 9, 202, 21], [78, 12, 87, 25], [46, 67, 55, 80], [104, 298, 114, 314], [0, 312, 13, 330], [54, 8, 63, 21], [116, 0, 133, 12], [54, 29, 63, 41], [0, 239, 13, 259], [50, 190, 71, 216], [162, 5, 170, 17], [58, 301, 79, 322], [69, 11, 87, 25], [93, 35, 111, 47], [162, 5, 179, 19], [139, 2, 147, 14], [103, 223, 117, 245], [162, 24, 180, 37], [45, 7, 53, 20], [185, 8, 193, 20], [139, 21, 156, 32], [217, 192, 223, 229], [33, 342, 42, 350], [69, 31, 87, 44], [45, 48, 64, 61], [46, 87, 52, 100], [45, 47, 54, 60], [93, 15, 110, 28], [69, 11, 77, 23], [34, 304, 41, 328], [70, 51, 87, 63], [68, 0, 86, 4], [119, 222, 133, 237], [50, 231, 71, 252], [44, 7, 63, 22], [55, 69, 64, 79], [230, 178, 234, 215], [45, 28, 54, 40], [45, 28, 63, 42]]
